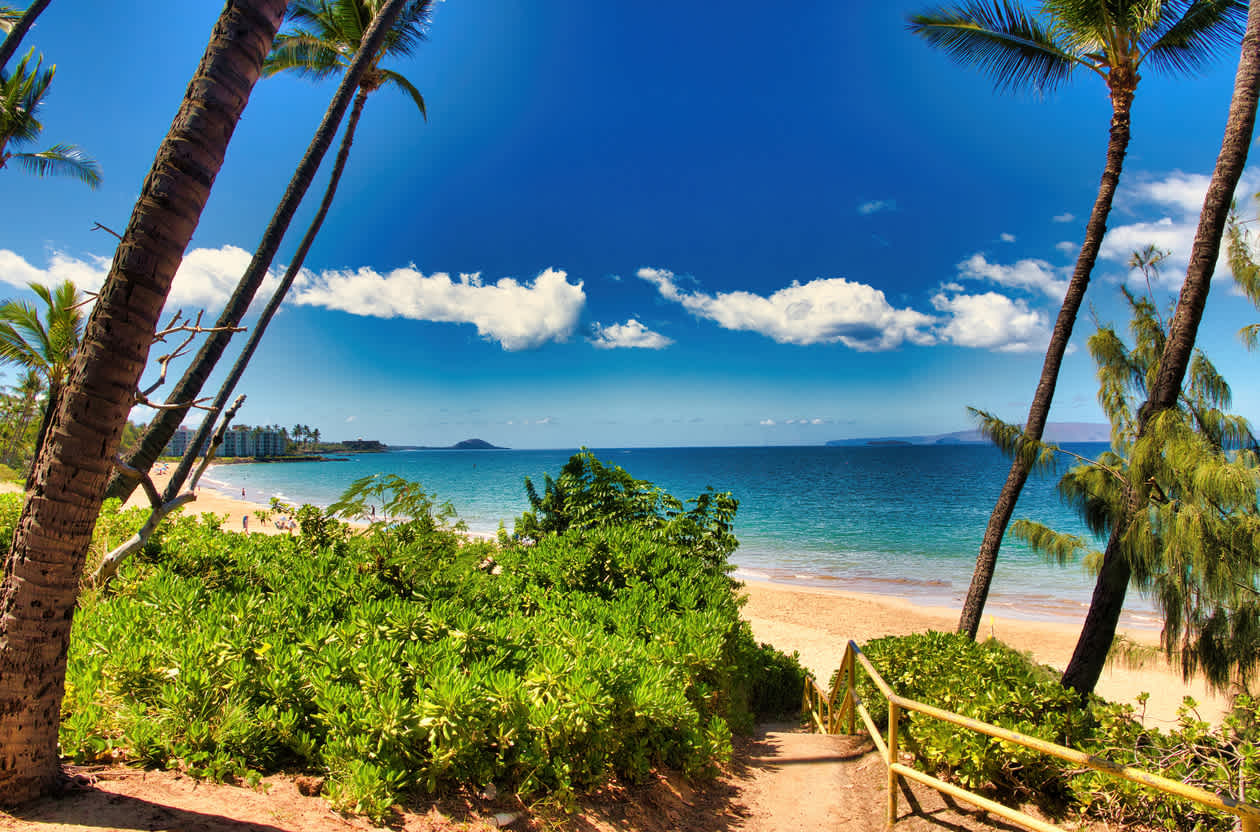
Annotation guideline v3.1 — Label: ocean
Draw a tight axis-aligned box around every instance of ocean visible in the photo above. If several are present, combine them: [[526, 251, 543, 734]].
[[202, 444, 1159, 628]]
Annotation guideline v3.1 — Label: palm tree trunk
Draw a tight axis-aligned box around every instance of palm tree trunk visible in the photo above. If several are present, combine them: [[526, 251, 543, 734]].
[[958, 81, 1136, 640], [0, 0, 285, 805], [105, 0, 409, 504], [166, 87, 370, 500], [0, 0, 52, 71], [1061, 1, 1260, 695]]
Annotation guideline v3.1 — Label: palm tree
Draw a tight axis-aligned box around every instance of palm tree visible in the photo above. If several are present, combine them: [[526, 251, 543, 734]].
[[908, 0, 1249, 640], [0, 280, 84, 480], [1062, 0, 1260, 694], [0, 0, 288, 804], [0, 48, 100, 186], [109, 0, 430, 503]]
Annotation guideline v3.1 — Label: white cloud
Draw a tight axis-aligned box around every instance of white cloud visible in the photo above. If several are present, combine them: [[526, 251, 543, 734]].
[[956, 252, 1067, 299], [858, 199, 897, 215], [345, 415, 355, 423], [1099, 169, 1260, 290], [999, 232, 1016, 243], [587, 318, 673, 350], [637, 267, 935, 351], [1055, 240, 1076, 255], [293, 266, 585, 350], [810, 417, 824, 424], [0, 245, 282, 317], [1053, 212, 1075, 223], [932, 291, 1049, 353], [759, 418, 775, 425]]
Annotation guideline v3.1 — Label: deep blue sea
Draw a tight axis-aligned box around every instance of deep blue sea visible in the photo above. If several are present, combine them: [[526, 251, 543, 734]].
[[203, 444, 1158, 628]]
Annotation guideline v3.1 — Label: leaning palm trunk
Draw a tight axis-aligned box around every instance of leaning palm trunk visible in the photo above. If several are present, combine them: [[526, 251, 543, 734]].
[[958, 78, 1135, 639], [1061, 2, 1260, 695], [104, 4, 409, 504], [0, 0, 51, 71], [0, 0, 285, 805], [165, 87, 371, 501]]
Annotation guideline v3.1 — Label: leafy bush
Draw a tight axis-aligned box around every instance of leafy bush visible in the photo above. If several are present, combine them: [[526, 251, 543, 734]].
[[63, 463, 801, 821], [837, 631, 1092, 801], [832, 631, 1260, 830]]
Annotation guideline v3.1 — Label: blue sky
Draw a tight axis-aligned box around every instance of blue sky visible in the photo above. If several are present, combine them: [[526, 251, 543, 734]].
[[2, 1, 1260, 448]]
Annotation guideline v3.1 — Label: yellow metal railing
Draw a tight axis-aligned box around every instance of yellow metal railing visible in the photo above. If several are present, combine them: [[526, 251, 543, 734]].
[[803, 639, 1260, 832]]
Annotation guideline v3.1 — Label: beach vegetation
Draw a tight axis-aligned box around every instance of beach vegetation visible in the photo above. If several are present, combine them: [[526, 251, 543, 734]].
[[53, 458, 801, 820], [908, 0, 1250, 642], [991, 284, 1260, 693], [850, 631, 1260, 830], [0, 279, 85, 480], [112, 0, 432, 505]]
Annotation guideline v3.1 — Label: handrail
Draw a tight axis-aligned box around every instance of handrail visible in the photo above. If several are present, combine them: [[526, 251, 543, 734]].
[[804, 639, 1260, 832]]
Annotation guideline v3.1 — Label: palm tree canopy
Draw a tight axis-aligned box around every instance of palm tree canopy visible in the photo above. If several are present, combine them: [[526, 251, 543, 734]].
[[908, 0, 1247, 95], [0, 48, 102, 186], [263, 0, 431, 115], [0, 280, 85, 387]]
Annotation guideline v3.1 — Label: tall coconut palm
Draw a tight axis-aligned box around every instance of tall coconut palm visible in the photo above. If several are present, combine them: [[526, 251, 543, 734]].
[[0, 47, 100, 187], [1062, 0, 1260, 694], [0, 0, 288, 804], [108, 0, 431, 503], [908, 0, 1249, 640], [0, 280, 84, 480]]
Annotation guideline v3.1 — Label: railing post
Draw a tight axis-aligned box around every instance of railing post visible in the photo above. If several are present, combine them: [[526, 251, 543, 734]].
[[845, 646, 856, 735], [887, 699, 900, 827]]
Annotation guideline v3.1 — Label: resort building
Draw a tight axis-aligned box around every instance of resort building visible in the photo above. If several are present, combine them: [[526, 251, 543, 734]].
[[163, 425, 289, 459]]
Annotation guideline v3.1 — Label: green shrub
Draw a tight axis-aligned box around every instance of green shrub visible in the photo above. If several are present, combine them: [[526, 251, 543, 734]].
[[63, 466, 801, 820], [837, 631, 1092, 801]]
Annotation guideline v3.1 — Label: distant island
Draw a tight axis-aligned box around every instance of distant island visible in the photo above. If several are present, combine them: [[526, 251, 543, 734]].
[[825, 422, 1110, 447], [390, 438, 508, 451]]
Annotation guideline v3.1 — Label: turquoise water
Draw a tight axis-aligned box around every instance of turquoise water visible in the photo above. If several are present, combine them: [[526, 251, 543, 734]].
[[203, 444, 1158, 627]]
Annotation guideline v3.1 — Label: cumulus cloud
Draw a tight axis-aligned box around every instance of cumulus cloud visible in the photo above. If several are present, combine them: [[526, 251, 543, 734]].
[[1055, 241, 1076, 255], [759, 418, 776, 426], [858, 199, 897, 215], [637, 267, 935, 351], [0, 245, 281, 314], [999, 233, 1016, 243], [956, 253, 1067, 299], [1053, 212, 1075, 223], [1100, 169, 1260, 289], [587, 319, 673, 350], [293, 266, 585, 350], [931, 290, 1049, 352]]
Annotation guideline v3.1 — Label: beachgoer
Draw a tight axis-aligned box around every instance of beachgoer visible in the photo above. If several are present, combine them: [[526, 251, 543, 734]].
[[242, 487, 246, 498], [243, 514, 249, 532]]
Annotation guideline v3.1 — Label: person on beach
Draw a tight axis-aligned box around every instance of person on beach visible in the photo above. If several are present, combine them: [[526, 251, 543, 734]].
[[242, 514, 249, 532]]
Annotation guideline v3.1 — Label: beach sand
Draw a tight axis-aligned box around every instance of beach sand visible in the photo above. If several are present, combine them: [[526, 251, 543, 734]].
[[32, 466, 1227, 728]]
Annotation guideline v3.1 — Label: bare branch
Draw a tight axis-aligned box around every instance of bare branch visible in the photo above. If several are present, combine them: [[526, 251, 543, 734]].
[[133, 392, 214, 412], [91, 221, 122, 241], [93, 395, 247, 588]]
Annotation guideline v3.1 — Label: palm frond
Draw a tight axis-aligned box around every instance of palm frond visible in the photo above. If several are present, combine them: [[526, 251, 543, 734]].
[[379, 0, 432, 58], [378, 68, 425, 117], [1141, 0, 1247, 77], [0, 48, 52, 147], [263, 31, 346, 78], [12, 144, 101, 187], [908, 0, 1085, 94], [1227, 206, 1260, 304]]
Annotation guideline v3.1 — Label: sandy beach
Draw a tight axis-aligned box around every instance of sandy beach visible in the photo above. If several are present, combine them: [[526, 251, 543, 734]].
[[92, 468, 1235, 727]]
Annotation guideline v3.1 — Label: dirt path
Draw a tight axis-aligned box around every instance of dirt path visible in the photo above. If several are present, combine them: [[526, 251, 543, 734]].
[[0, 724, 1084, 832]]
